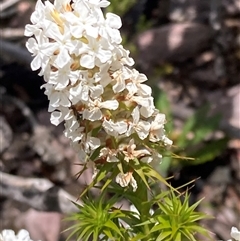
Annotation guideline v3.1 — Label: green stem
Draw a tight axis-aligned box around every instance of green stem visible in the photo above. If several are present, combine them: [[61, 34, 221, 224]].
[[138, 179, 150, 241]]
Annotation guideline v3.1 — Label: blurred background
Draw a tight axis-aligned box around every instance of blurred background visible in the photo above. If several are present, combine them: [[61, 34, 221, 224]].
[[0, 0, 240, 240]]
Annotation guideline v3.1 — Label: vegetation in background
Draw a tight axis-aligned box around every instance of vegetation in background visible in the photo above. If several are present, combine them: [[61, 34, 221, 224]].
[[106, 0, 136, 17], [155, 90, 228, 175]]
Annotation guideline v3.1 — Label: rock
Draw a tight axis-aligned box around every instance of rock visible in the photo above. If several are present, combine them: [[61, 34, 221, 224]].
[[222, 0, 240, 16], [169, 0, 210, 22], [207, 84, 240, 138], [0, 116, 12, 154], [171, 84, 240, 139], [136, 23, 212, 71], [17, 209, 62, 241], [189, 68, 218, 83], [169, 0, 240, 22]]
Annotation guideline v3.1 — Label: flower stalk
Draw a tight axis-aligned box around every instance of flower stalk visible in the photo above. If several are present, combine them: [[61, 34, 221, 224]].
[[25, 0, 172, 192], [25, 0, 214, 240]]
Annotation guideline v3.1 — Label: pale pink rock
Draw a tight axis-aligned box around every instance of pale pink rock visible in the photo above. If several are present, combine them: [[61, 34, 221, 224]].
[[136, 23, 212, 71], [20, 209, 62, 241]]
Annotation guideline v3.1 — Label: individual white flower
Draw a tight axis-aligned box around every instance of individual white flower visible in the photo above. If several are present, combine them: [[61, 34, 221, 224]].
[[50, 107, 73, 126], [69, 80, 104, 105], [64, 8, 98, 39], [70, 78, 104, 104], [26, 29, 56, 71], [228, 227, 240, 241], [102, 119, 128, 137], [103, 12, 122, 44], [129, 95, 155, 118], [79, 37, 112, 69], [113, 45, 134, 67], [64, 122, 85, 143], [127, 106, 151, 140], [96, 64, 113, 87], [27, 0, 45, 26], [43, 24, 76, 69], [105, 12, 122, 29], [83, 99, 119, 121], [72, 135, 100, 159], [99, 147, 119, 162], [0, 229, 39, 241], [48, 62, 72, 90], [116, 171, 137, 192], [162, 135, 173, 146], [141, 149, 162, 165], [42, 84, 71, 111], [111, 67, 130, 93], [149, 113, 166, 142], [69, 80, 90, 104], [126, 68, 152, 97], [83, 135, 101, 153], [122, 139, 151, 163]]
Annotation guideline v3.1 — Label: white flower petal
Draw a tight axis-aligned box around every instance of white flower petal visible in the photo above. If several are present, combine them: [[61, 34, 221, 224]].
[[116, 173, 129, 187], [55, 48, 71, 68], [80, 54, 95, 69], [135, 121, 151, 140], [100, 100, 119, 110], [0, 229, 37, 241], [102, 119, 128, 136], [231, 227, 240, 241], [31, 55, 42, 71], [83, 108, 102, 121], [70, 25, 84, 38], [86, 26, 99, 38], [116, 172, 137, 191], [50, 111, 63, 126], [106, 13, 122, 29], [86, 136, 101, 151]]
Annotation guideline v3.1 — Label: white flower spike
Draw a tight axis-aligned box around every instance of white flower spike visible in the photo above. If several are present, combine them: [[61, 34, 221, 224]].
[[228, 227, 240, 241], [25, 0, 172, 191], [0, 229, 40, 241]]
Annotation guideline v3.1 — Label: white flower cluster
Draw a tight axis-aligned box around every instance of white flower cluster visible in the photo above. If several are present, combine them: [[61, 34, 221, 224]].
[[0, 229, 39, 241], [25, 0, 172, 191], [228, 227, 240, 241]]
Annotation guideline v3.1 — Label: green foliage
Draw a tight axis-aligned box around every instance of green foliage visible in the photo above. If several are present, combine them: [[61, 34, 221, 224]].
[[77, 155, 176, 200], [155, 90, 228, 174], [149, 191, 212, 241], [65, 192, 127, 241], [131, 191, 212, 241], [135, 14, 153, 33], [106, 0, 136, 17], [65, 188, 212, 241]]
